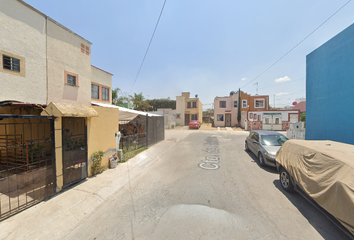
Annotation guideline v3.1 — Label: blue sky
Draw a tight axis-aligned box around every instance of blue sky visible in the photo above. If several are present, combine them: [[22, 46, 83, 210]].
[[25, 0, 354, 109]]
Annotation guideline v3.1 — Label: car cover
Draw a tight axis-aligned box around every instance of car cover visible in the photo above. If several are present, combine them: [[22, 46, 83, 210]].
[[276, 139, 354, 235]]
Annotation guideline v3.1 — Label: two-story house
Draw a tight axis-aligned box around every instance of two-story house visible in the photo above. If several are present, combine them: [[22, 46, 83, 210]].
[[176, 92, 203, 126], [0, 0, 118, 219], [214, 91, 269, 127]]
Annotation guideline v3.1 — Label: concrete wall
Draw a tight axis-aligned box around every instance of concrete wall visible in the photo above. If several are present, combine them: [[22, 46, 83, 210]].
[[0, 0, 47, 104], [91, 66, 113, 104], [306, 23, 354, 145], [176, 96, 185, 126], [46, 18, 92, 105], [87, 106, 119, 175]]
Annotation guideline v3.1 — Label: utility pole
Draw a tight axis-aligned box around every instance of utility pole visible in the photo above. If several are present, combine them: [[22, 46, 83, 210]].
[[274, 94, 275, 109]]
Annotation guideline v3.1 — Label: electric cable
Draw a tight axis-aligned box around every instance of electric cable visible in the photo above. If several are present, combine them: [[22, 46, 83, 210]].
[[129, 0, 167, 94], [241, 0, 352, 90]]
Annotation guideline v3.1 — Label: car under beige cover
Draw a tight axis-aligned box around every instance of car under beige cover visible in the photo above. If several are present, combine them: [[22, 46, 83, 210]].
[[276, 139, 354, 235]]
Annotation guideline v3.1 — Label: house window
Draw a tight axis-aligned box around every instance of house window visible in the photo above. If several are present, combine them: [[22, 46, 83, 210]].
[[242, 100, 247, 108], [176, 114, 180, 119], [265, 118, 270, 124], [258, 115, 261, 121], [67, 74, 76, 86], [275, 118, 280, 124], [102, 87, 109, 101], [187, 102, 191, 108], [254, 114, 257, 120], [217, 114, 224, 121], [250, 113, 253, 119], [192, 102, 197, 108], [255, 99, 265, 108], [234, 101, 238, 108], [91, 84, 99, 99], [3, 55, 20, 72], [191, 114, 198, 120], [219, 101, 226, 108]]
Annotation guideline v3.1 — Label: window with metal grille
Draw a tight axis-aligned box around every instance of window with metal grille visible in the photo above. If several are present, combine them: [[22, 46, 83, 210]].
[[191, 114, 197, 120], [3, 55, 20, 72], [102, 87, 109, 101], [255, 99, 265, 108], [242, 100, 247, 108], [187, 102, 191, 108], [192, 102, 197, 108], [217, 114, 224, 121], [234, 101, 238, 108], [219, 101, 226, 108], [67, 74, 76, 86], [91, 84, 99, 99]]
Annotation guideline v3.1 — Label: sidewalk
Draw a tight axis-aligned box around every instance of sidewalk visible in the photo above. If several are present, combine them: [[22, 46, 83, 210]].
[[0, 131, 190, 240]]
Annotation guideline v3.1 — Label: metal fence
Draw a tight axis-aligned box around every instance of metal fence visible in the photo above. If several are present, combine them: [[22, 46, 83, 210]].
[[119, 114, 164, 153], [0, 115, 55, 220]]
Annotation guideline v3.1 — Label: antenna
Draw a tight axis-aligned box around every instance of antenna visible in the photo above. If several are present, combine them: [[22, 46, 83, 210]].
[[254, 82, 258, 95]]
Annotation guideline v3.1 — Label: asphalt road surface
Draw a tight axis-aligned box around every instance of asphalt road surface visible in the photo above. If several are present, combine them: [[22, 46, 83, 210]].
[[64, 130, 350, 240]]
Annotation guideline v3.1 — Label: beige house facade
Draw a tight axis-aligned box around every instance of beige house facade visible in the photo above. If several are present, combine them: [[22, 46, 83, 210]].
[[0, 0, 118, 212], [176, 92, 203, 126]]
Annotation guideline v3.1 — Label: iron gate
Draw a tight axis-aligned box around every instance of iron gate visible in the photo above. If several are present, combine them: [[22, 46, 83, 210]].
[[119, 115, 165, 153], [0, 115, 55, 220], [62, 117, 87, 187]]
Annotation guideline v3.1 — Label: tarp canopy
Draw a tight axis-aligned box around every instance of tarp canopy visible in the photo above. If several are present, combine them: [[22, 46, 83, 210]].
[[91, 102, 160, 121], [276, 139, 354, 235], [41, 102, 98, 117]]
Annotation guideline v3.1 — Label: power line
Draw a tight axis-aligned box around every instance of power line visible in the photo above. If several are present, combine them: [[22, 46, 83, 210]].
[[241, 0, 352, 90], [129, 0, 167, 94]]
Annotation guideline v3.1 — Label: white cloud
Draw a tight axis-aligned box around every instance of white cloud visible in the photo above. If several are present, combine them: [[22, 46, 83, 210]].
[[241, 78, 247, 81], [275, 76, 291, 83], [276, 92, 289, 97]]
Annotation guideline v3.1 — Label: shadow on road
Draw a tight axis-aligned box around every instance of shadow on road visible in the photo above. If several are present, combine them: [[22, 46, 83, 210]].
[[272, 180, 352, 240], [244, 150, 278, 174]]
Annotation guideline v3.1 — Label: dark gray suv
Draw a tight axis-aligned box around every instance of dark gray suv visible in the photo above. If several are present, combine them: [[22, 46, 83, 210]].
[[245, 130, 288, 167]]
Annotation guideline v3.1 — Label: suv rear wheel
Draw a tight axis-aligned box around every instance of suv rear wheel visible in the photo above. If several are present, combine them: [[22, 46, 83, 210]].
[[280, 168, 295, 192]]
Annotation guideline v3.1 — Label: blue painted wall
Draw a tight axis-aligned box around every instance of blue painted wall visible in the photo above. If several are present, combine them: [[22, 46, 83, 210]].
[[306, 23, 354, 145]]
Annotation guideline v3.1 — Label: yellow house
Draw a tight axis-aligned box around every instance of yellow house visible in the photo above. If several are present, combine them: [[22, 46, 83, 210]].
[[176, 92, 203, 126]]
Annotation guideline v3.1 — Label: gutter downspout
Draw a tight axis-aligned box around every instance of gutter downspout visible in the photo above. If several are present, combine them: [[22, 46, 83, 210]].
[[45, 16, 48, 105]]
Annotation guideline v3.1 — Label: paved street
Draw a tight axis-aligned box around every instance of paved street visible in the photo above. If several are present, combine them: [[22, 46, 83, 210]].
[[65, 130, 349, 239], [0, 130, 350, 240]]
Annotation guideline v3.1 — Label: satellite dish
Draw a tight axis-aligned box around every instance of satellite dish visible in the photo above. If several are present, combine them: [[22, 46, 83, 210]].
[[195, 94, 198, 98]]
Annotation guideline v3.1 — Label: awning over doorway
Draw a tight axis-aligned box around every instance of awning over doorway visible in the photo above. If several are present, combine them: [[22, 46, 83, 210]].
[[41, 102, 98, 117], [91, 102, 160, 121]]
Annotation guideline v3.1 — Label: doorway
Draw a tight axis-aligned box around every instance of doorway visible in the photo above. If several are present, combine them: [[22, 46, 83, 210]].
[[225, 114, 231, 127], [62, 117, 87, 187]]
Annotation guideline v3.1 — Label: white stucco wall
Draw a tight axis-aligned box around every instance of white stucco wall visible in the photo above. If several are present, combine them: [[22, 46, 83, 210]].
[[0, 0, 47, 104], [46, 18, 92, 105]]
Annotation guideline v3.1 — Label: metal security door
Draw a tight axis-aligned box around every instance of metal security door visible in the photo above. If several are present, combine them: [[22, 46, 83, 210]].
[[225, 114, 231, 127], [62, 117, 87, 187], [185, 114, 190, 126]]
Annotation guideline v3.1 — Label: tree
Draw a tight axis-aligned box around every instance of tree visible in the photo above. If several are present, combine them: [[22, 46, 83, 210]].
[[300, 112, 306, 122], [237, 88, 241, 126], [112, 88, 120, 105], [129, 92, 152, 111], [148, 98, 176, 111], [112, 88, 129, 106]]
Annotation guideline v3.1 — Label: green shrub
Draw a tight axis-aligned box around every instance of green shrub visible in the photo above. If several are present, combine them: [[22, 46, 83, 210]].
[[90, 150, 105, 176]]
